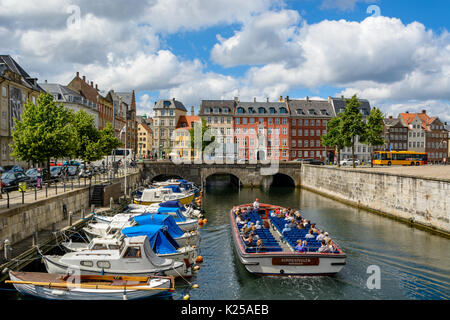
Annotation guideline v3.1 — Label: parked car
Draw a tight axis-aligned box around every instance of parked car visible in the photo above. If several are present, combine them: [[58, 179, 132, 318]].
[[340, 159, 361, 166], [1, 171, 32, 192], [293, 158, 324, 165], [66, 166, 80, 177], [3, 165, 24, 173], [25, 168, 39, 183], [63, 160, 81, 167], [50, 166, 64, 181]]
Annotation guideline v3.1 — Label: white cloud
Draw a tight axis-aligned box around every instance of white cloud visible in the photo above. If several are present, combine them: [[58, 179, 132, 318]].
[[320, 0, 376, 11], [211, 10, 302, 67]]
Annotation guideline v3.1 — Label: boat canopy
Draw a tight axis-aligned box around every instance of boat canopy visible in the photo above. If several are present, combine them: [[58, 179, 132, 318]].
[[121, 225, 179, 254], [156, 208, 187, 221], [133, 214, 184, 238], [158, 200, 186, 211], [163, 185, 182, 193]]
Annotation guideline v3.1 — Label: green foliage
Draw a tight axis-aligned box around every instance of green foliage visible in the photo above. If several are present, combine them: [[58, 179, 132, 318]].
[[321, 116, 345, 166], [189, 118, 216, 152], [11, 92, 121, 166], [360, 107, 386, 167], [11, 92, 77, 164]]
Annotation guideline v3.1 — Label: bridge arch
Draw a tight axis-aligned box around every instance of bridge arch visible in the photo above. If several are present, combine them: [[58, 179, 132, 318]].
[[151, 174, 185, 183], [204, 172, 243, 188]]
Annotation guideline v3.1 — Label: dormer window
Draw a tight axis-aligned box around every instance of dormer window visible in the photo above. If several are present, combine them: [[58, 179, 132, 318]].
[[248, 107, 255, 114], [237, 107, 245, 114], [214, 107, 220, 113], [163, 101, 171, 107], [309, 109, 316, 115], [258, 107, 266, 114], [269, 107, 276, 114], [280, 107, 288, 114], [296, 109, 304, 115]]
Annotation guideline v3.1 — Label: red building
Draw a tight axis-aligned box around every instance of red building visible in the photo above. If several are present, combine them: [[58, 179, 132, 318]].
[[233, 99, 290, 162], [287, 97, 335, 162]]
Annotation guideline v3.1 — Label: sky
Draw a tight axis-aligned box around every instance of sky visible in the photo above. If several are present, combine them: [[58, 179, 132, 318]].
[[1, 0, 449, 122]]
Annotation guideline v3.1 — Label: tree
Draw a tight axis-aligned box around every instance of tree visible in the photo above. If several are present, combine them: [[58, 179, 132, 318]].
[[11, 92, 77, 175], [72, 110, 102, 163], [360, 107, 385, 167], [97, 123, 122, 159], [340, 95, 366, 168], [321, 116, 346, 167], [189, 118, 216, 160]]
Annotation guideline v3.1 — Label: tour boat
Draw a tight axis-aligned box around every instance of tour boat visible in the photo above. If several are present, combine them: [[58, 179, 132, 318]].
[[7, 271, 174, 300], [133, 187, 195, 206], [230, 203, 346, 276], [43, 236, 191, 278], [63, 227, 198, 266]]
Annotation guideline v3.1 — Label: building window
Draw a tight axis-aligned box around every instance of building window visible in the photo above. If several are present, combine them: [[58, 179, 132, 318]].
[[235, 118, 240, 125], [275, 118, 280, 125], [292, 140, 296, 147], [298, 140, 302, 147], [268, 118, 273, 125], [282, 118, 287, 125], [292, 119, 296, 126], [292, 129, 296, 136], [249, 118, 255, 124], [304, 151, 308, 157], [243, 118, 247, 125], [305, 120, 309, 126], [282, 128, 287, 135], [298, 130, 302, 136]]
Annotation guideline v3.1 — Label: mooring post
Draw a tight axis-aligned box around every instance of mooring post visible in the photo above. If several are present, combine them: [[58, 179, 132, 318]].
[[68, 211, 73, 226], [32, 232, 38, 247], [52, 223, 56, 233], [81, 207, 85, 219], [110, 197, 114, 209], [90, 204, 95, 215], [3, 239, 11, 261]]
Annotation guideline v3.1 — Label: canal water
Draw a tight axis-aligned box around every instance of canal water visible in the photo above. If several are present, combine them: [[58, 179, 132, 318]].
[[1, 182, 449, 300]]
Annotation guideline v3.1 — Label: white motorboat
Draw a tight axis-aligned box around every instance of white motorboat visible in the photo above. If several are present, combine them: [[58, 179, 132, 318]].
[[86, 213, 199, 246], [133, 187, 195, 206], [127, 202, 204, 219], [230, 203, 346, 276], [62, 231, 198, 266], [43, 236, 191, 278], [7, 271, 174, 300]]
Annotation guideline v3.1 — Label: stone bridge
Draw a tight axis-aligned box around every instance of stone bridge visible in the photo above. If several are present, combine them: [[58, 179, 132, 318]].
[[139, 161, 302, 188]]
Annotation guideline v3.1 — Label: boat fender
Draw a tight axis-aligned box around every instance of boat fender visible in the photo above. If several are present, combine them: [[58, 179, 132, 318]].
[[2, 267, 9, 275], [196, 256, 203, 263], [202, 219, 208, 224], [280, 270, 285, 275], [193, 265, 200, 272], [192, 284, 199, 289], [183, 294, 190, 300]]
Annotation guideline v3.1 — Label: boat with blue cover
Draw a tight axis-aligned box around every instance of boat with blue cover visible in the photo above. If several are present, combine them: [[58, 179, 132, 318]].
[[84, 213, 199, 246], [230, 203, 346, 276], [127, 200, 204, 219], [133, 187, 195, 206]]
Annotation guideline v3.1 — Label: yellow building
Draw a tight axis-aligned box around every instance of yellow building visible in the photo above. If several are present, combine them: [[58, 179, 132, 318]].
[[137, 120, 153, 159], [0, 55, 44, 166]]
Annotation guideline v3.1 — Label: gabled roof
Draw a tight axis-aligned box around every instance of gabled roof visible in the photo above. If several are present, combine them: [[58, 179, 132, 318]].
[[39, 83, 83, 101], [176, 115, 200, 130], [329, 97, 371, 117], [288, 99, 334, 117], [235, 101, 289, 115], [154, 99, 187, 112], [199, 100, 235, 115], [0, 55, 44, 92]]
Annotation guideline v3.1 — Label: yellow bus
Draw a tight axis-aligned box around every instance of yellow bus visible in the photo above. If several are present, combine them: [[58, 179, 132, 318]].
[[372, 151, 428, 166]]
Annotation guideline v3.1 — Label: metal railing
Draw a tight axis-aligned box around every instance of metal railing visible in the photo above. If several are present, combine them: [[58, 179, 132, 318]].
[[0, 167, 139, 210]]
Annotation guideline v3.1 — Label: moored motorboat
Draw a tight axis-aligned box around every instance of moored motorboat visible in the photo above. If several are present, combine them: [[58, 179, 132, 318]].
[[230, 203, 346, 276], [6, 271, 174, 300], [133, 187, 195, 206], [43, 236, 191, 278], [127, 201, 204, 220]]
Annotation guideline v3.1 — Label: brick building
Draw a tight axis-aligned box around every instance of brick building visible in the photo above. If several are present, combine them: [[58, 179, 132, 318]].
[[234, 98, 290, 162], [287, 97, 334, 162], [381, 116, 408, 151]]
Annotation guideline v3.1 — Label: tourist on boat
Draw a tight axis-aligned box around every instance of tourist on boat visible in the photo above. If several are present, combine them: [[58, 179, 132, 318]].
[[255, 221, 262, 229], [326, 239, 335, 252], [311, 223, 319, 234], [294, 212, 302, 223], [323, 232, 330, 242], [253, 198, 260, 209], [318, 240, 330, 253], [295, 240, 308, 253], [297, 222, 305, 229], [236, 214, 248, 225], [305, 229, 315, 239], [255, 239, 266, 252], [243, 231, 255, 247], [316, 230, 326, 241]]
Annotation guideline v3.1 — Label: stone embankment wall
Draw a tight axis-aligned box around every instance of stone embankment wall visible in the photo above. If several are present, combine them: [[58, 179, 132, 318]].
[[300, 165, 450, 235], [0, 172, 141, 246]]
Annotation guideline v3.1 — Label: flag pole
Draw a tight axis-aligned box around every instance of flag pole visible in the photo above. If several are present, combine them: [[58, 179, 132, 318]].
[[125, 125, 127, 198]]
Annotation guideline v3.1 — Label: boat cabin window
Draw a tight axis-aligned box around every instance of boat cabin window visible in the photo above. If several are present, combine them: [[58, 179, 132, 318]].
[[109, 245, 120, 250], [92, 244, 108, 250], [80, 261, 93, 267], [123, 246, 142, 258], [97, 261, 111, 269]]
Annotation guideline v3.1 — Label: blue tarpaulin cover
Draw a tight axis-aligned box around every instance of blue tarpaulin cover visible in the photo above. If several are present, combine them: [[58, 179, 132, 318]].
[[159, 200, 184, 210], [163, 185, 182, 193], [155, 208, 187, 221], [133, 214, 184, 238], [121, 224, 179, 254]]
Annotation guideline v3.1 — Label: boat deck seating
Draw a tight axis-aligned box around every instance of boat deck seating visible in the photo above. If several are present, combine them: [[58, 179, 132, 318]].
[[269, 213, 339, 254], [236, 209, 283, 253]]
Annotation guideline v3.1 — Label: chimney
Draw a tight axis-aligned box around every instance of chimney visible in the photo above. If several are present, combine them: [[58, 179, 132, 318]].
[[286, 96, 289, 102], [266, 97, 269, 103], [306, 96, 310, 102], [83, 76, 86, 82], [254, 97, 256, 103], [76, 72, 79, 78], [90, 81, 94, 87], [191, 106, 195, 116], [422, 110, 426, 114], [45, 80, 48, 84], [406, 111, 409, 114], [341, 95, 345, 100], [279, 96, 282, 102], [234, 97, 239, 102], [389, 116, 393, 119], [95, 84, 98, 90]]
